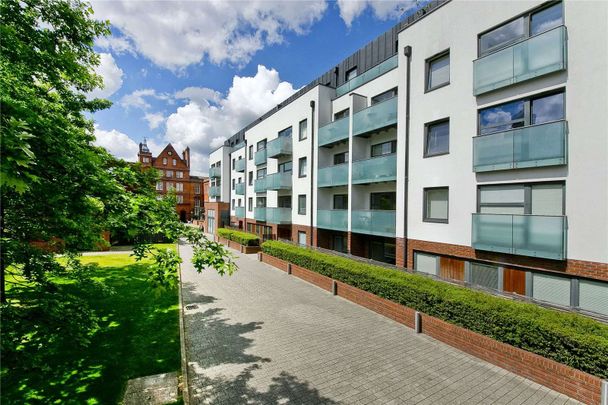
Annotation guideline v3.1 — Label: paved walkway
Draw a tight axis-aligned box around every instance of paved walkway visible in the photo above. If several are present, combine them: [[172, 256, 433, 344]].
[[179, 243, 579, 405]]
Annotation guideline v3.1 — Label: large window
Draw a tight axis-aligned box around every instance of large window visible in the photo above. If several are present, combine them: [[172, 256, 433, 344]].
[[256, 197, 266, 207], [176, 183, 183, 192], [278, 196, 292, 208], [424, 119, 449, 157], [423, 187, 448, 223], [334, 108, 349, 120], [478, 2, 563, 56], [414, 252, 438, 276], [470, 263, 499, 290], [478, 182, 564, 215], [257, 139, 266, 151], [256, 168, 266, 179], [298, 157, 307, 178], [345, 67, 357, 81], [426, 51, 450, 91], [478, 91, 564, 135], [298, 195, 306, 215], [156, 181, 163, 191], [370, 192, 396, 210], [299, 119, 308, 141], [371, 88, 397, 105], [333, 194, 348, 210], [278, 126, 292, 138], [333, 152, 348, 165], [371, 140, 397, 157], [176, 171, 184, 179], [278, 161, 292, 173]]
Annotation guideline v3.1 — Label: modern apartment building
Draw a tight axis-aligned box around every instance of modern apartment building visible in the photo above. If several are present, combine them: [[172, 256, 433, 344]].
[[207, 0, 608, 317]]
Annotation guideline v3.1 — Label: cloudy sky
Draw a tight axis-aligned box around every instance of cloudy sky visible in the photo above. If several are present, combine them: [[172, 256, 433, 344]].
[[90, 0, 421, 175]]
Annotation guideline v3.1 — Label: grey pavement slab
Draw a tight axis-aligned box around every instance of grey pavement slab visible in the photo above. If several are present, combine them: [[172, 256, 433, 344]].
[[179, 242, 580, 405], [122, 372, 179, 405]]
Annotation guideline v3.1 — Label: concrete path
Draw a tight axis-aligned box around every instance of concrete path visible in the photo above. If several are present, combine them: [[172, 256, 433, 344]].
[[179, 242, 580, 405]]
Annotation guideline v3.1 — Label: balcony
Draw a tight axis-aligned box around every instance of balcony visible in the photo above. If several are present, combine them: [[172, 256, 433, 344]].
[[473, 26, 567, 96], [254, 178, 266, 193], [254, 207, 266, 221], [266, 207, 292, 224], [265, 172, 292, 190], [209, 167, 221, 178], [235, 159, 246, 172], [318, 117, 349, 147], [235, 183, 245, 195], [235, 207, 245, 218], [336, 55, 398, 97], [209, 186, 221, 198], [352, 97, 398, 137], [473, 120, 567, 172], [267, 136, 292, 158], [317, 209, 347, 231], [351, 210, 396, 237], [317, 164, 348, 188], [352, 154, 396, 184], [254, 149, 267, 166], [472, 213, 567, 260]]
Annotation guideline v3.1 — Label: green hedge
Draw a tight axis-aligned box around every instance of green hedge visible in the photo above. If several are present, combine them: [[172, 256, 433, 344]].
[[217, 228, 259, 246], [261, 240, 608, 378]]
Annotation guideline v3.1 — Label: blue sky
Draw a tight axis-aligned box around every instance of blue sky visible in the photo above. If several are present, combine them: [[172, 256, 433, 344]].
[[90, 1, 422, 174]]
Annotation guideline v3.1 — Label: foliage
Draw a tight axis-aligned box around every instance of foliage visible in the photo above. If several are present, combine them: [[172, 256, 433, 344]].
[[261, 240, 608, 378], [217, 228, 260, 246], [1, 252, 180, 404], [186, 228, 238, 276]]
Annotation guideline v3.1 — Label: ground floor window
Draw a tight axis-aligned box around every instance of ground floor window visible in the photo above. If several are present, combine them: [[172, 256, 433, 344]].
[[297, 231, 307, 246]]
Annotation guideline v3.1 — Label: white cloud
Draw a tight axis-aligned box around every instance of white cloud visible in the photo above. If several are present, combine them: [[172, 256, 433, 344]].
[[88, 53, 124, 99], [337, 0, 418, 27], [175, 87, 222, 106], [120, 89, 172, 110], [164, 65, 297, 173], [144, 112, 166, 130], [93, 125, 139, 161], [95, 35, 135, 55], [91, 1, 327, 70]]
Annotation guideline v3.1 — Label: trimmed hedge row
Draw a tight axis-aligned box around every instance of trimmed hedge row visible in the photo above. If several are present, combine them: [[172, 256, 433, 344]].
[[261, 240, 608, 378], [217, 228, 260, 246]]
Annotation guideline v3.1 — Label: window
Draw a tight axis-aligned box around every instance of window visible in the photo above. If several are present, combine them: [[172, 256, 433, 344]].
[[232, 158, 235, 169], [167, 182, 175, 191], [176, 183, 183, 192], [248, 197, 253, 212], [333, 152, 349, 165], [162, 157, 168, 165], [470, 263, 499, 290], [143, 157, 150, 163], [248, 171, 253, 185], [278, 161, 292, 173], [257, 139, 266, 151], [256, 168, 267, 179], [578, 279, 608, 316], [333, 194, 348, 210], [532, 273, 571, 307], [298, 157, 307, 178], [334, 108, 349, 120], [256, 197, 266, 207], [278, 126, 292, 138], [298, 195, 306, 215], [172, 159, 177, 166], [478, 182, 564, 215], [424, 187, 448, 223], [426, 51, 450, 91], [371, 140, 397, 157], [249, 145, 253, 160], [177, 195, 183, 204], [298, 231, 307, 246], [424, 119, 449, 157], [345, 67, 357, 81], [414, 252, 439, 276], [332, 235, 347, 253], [370, 192, 396, 210], [299, 119, 308, 141], [156, 181, 163, 191], [166, 170, 173, 178], [194, 184, 200, 194], [479, 2, 563, 56], [176, 171, 184, 178], [278, 196, 292, 208], [232, 179, 235, 190], [168, 151, 172, 156], [478, 91, 564, 135], [371, 88, 397, 105], [231, 199, 235, 209]]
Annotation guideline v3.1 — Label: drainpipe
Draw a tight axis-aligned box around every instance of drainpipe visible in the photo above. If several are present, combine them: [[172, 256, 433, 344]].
[[403, 45, 412, 268], [243, 140, 247, 231], [309, 100, 316, 245]]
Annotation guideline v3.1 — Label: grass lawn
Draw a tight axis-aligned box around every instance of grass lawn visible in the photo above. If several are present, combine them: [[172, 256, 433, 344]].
[[1, 244, 182, 404]]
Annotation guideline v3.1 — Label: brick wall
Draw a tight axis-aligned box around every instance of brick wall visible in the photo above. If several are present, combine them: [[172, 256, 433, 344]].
[[396, 237, 406, 267], [291, 224, 312, 245], [408, 238, 608, 282], [259, 250, 604, 404]]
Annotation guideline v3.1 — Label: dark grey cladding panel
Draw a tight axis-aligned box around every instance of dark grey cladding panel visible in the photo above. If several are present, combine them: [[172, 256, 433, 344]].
[[223, 0, 449, 146]]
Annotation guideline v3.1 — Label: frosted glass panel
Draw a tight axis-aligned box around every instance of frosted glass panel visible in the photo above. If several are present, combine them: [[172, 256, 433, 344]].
[[533, 273, 570, 307], [480, 206, 525, 215], [579, 279, 608, 315], [426, 188, 448, 220], [531, 184, 563, 215], [470, 263, 499, 290], [480, 185, 524, 204], [415, 253, 438, 275]]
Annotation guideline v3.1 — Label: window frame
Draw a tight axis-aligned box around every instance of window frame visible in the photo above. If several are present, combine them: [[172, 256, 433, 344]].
[[476, 181, 565, 215], [298, 157, 307, 178], [424, 118, 450, 158], [298, 194, 307, 215], [299, 119, 308, 141], [423, 186, 449, 224], [249, 145, 253, 160], [371, 140, 397, 158], [333, 194, 348, 210], [345, 66, 357, 82], [371, 87, 398, 105], [334, 108, 349, 121], [370, 191, 396, 211], [425, 49, 450, 93], [278, 126, 293, 138]]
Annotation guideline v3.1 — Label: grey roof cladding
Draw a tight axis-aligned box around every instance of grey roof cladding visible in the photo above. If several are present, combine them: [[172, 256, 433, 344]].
[[221, 0, 450, 148]]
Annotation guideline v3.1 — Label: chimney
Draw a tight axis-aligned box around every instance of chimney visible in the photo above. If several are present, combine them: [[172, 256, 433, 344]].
[[183, 146, 190, 168]]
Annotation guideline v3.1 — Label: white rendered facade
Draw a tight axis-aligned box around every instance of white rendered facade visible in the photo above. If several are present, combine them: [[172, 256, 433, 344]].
[[206, 0, 608, 317]]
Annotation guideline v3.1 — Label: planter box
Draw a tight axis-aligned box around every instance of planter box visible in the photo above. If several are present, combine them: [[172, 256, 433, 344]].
[[217, 237, 261, 254]]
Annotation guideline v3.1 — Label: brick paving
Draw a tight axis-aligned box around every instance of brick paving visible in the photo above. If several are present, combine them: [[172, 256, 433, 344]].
[[179, 242, 580, 405]]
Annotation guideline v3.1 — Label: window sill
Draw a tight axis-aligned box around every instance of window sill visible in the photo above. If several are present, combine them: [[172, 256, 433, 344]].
[[423, 218, 449, 224], [423, 151, 450, 159], [424, 82, 450, 94]]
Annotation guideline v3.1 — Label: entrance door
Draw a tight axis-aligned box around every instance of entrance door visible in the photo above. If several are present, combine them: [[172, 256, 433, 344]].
[[208, 209, 216, 234]]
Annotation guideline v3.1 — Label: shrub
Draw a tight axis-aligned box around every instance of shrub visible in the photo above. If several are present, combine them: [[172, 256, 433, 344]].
[[261, 240, 608, 378], [217, 228, 259, 246]]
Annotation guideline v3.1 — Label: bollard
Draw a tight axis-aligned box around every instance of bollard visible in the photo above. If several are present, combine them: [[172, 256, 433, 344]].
[[287, 263, 292, 275], [601, 380, 608, 405], [257, 252, 262, 262], [414, 311, 422, 334], [332, 280, 337, 296]]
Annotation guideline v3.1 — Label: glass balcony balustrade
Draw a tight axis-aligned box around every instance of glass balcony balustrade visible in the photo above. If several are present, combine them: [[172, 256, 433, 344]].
[[317, 209, 347, 231], [267, 137, 292, 158], [235, 159, 246, 172], [254, 207, 266, 221], [265, 172, 292, 190], [235, 207, 245, 218], [351, 210, 396, 237], [336, 55, 398, 97], [317, 164, 348, 187], [209, 167, 221, 178], [266, 207, 292, 224], [352, 96, 398, 137], [352, 154, 396, 184], [254, 149, 267, 166], [235, 183, 245, 195], [318, 117, 349, 147]]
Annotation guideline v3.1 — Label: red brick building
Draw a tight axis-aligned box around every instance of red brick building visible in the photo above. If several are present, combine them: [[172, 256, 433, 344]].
[[137, 140, 206, 222]]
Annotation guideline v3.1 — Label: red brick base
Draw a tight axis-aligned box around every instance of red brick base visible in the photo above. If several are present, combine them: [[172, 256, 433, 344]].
[[259, 252, 603, 404], [217, 237, 261, 254]]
